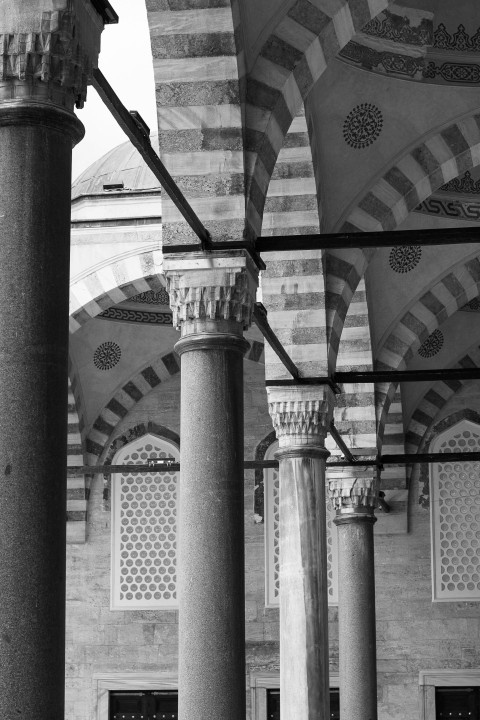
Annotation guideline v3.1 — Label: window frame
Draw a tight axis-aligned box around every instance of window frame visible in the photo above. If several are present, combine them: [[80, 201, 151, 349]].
[[249, 671, 339, 720], [110, 432, 180, 611], [419, 670, 480, 720], [94, 673, 178, 720], [429, 419, 480, 603]]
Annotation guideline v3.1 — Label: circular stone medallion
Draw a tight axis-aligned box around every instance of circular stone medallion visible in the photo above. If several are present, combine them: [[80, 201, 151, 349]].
[[343, 103, 383, 149], [418, 329, 444, 358], [94, 341, 122, 370], [389, 245, 422, 273]]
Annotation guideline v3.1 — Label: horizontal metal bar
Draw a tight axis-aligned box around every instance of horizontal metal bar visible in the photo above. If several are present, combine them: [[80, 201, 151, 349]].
[[382, 451, 480, 464], [267, 368, 480, 387], [257, 226, 480, 252], [91, 68, 211, 249], [335, 368, 480, 384], [252, 303, 301, 381], [67, 451, 480, 476]]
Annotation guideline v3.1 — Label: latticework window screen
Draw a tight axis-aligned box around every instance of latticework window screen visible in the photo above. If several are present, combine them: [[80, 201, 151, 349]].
[[111, 434, 179, 610], [430, 420, 480, 602], [264, 443, 339, 607]]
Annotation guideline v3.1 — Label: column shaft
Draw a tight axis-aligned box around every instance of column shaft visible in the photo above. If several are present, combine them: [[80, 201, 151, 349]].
[[336, 513, 378, 720], [165, 252, 258, 720], [0, 109, 83, 718], [278, 450, 330, 720], [177, 332, 247, 720]]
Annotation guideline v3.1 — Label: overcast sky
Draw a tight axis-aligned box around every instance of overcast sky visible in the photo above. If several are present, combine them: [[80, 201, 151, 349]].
[[72, 1, 157, 181]]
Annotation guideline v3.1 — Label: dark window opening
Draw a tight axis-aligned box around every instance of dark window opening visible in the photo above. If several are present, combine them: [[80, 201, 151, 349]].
[[110, 691, 178, 720], [436, 687, 480, 720], [267, 689, 340, 719]]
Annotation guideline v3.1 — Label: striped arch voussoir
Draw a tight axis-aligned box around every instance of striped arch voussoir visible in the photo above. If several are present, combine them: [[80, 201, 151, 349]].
[[340, 113, 480, 234], [85, 342, 267, 466], [406, 344, 480, 455], [67, 362, 88, 543], [69, 250, 165, 333], [376, 267, 480, 446], [245, 0, 391, 239]]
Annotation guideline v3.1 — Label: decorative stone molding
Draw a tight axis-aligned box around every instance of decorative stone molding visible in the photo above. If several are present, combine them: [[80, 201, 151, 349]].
[[0, 2, 105, 109], [363, 10, 432, 47], [163, 250, 258, 332], [266, 386, 334, 448], [328, 472, 379, 512]]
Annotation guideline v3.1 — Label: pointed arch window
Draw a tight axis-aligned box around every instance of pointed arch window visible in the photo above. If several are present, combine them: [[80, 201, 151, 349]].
[[264, 441, 339, 607], [111, 433, 179, 610], [430, 420, 480, 602]]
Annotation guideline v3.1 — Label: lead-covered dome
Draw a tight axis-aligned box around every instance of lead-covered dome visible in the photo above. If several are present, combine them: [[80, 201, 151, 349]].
[[72, 135, 160, 199]]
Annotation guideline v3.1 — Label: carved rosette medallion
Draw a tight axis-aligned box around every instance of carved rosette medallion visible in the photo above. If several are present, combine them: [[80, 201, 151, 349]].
[[267, 386, 334, 448]]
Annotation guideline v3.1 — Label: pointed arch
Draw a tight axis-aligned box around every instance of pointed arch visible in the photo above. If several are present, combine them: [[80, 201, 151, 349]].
[[245, 0, 393, 238], [376, 256, 480, 447], [69, 249, 164, 333], [322, 111, 480, 370]]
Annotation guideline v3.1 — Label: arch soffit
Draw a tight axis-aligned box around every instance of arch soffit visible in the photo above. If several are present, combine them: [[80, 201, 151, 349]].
[[245, 0, 393, 238], [323, 111, 480, 369]]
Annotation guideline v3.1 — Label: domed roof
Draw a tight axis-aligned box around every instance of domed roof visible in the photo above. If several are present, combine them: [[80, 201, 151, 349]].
[[72, 135, 160, 199]]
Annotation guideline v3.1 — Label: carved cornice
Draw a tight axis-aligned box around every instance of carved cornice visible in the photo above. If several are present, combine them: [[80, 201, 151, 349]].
[[0, 3, 104, 109], [267, 386, 334, 448], [414, 197, 480, 223], [433, 24, 480, 52], [163, 251, 259, 331], [363, 10, 432, 47], [440, 170, 480, 194], [328, 474, 379, 513]]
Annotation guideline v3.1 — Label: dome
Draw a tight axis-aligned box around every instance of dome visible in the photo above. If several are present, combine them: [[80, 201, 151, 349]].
[[72, 135, 160, 199]]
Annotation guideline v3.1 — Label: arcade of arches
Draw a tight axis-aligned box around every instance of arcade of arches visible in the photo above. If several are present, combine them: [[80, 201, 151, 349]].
[[1, 1, 480, 720]]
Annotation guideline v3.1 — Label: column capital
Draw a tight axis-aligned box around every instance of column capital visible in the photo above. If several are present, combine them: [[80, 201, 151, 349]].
[[267, 385, 335, 448], [163, 249, 259, 334], [328, 469, 380, 516], [0, 1, 107, 111]]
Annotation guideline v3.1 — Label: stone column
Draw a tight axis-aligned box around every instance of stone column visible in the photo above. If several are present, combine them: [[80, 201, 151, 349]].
[[267, 385, 334, 720], [328, 471, 380, 720], [164, 250, 258, 720], [0, 4, 106, 719]]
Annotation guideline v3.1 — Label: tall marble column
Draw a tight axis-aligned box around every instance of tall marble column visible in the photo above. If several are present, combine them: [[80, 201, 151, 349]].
[[267, 386, 334, 720], [0, 4, 106, 718], [328, 471, 380, 720], [164, 250, 258, 720]]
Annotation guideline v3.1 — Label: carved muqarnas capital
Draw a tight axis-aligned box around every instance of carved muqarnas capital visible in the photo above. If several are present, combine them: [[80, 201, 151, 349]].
[[267, 386, 334, 447], [164, 253, 258, 331], [0, 4, 104, 108], [328, 474, 379, 512]]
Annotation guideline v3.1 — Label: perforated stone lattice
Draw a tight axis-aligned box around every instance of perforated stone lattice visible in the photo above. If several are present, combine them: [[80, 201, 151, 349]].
[[389, 245, 422, 273], [271, 472, 337, 603], [418, 329, 444, 358], [93, 341, 122, 370], [115, 441, 177, 608], [433, 428, 480, 600], [343, 103, 383, 149]]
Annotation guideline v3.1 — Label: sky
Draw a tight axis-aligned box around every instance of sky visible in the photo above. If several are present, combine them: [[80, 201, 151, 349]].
[[72, 1, 157, 181]]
